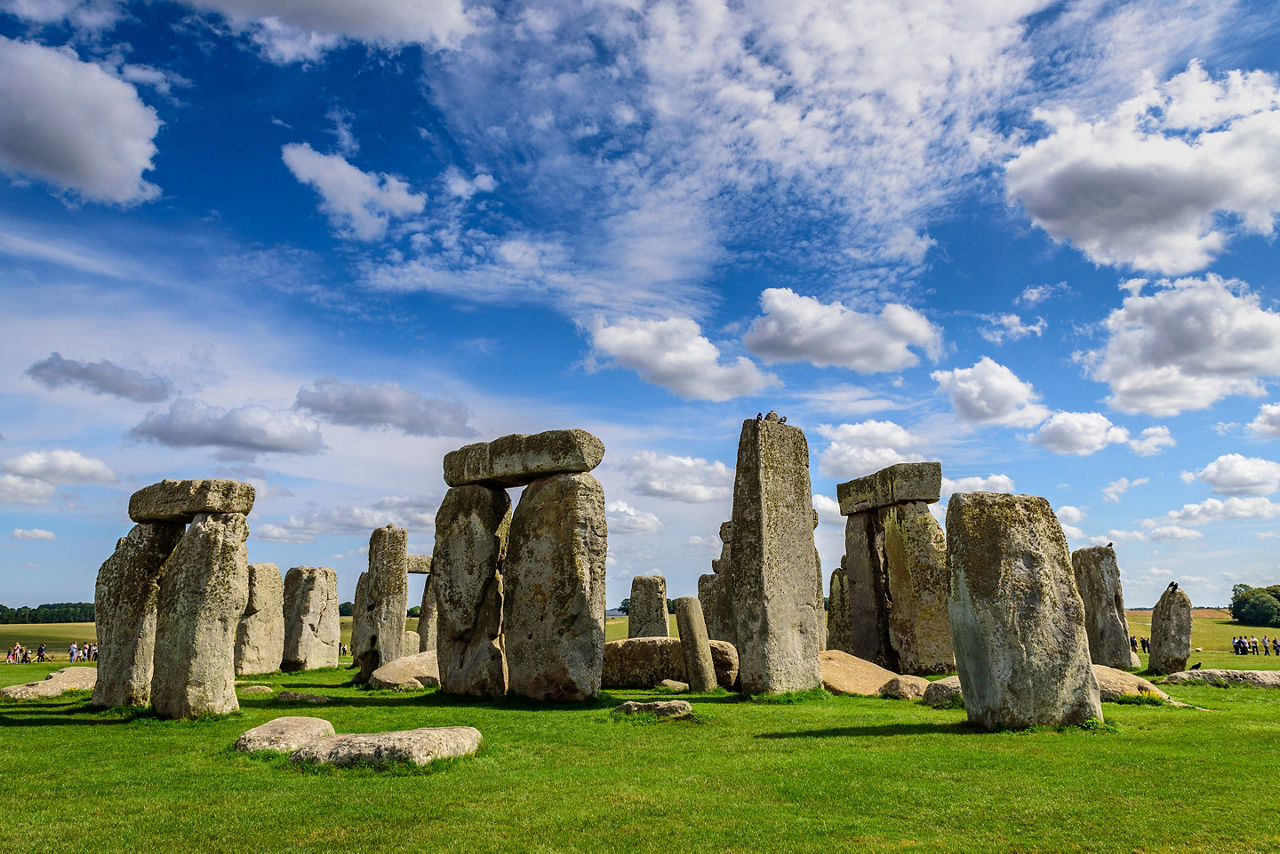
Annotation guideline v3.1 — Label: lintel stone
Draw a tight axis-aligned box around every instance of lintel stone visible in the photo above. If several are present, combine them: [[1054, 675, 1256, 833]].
[[443, 429, 604, 488], [129, 478, 255, 523]]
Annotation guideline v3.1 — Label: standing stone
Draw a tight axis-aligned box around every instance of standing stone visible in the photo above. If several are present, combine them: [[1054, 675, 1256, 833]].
[[402, 631, 420, 655], [1071, 545, 1134, 670], [841, 511, 894, 667], [235, 562, 284, 676], [352, 525, 408, 681], [946, 492, 1102, 731], [350, 571, 371, 671], [417, 572, 438, 654], [505, 472, 607, 701], [1149, 585, 1193, 675], [151, 513, 250, 719], [433, 485, 511, 698], [282, 566, 340, 672], [882, 502, 953, 674], [628, 576, 669, 638], [826, 564, 851, 656], [728, 413, 821, 695], [674, 597, 716, 692], [700, 521, 737, 645], [92, 522, 184, 708]]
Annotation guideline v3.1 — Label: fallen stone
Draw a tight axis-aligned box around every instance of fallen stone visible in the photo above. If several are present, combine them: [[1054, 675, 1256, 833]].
[[879, 674, 930, 701], [505, 472, 606, 701], [129, 478, 255, 524], [292, 726, 482, 767], [92, 521, 184, 708], [151, 513, 249, 720], [1072, 545, 1134, 670], [235, 716, 335, 753], [369, 651, 440, 690], [628, 575, 669, 638], [282, 566, 340, 672], [352, 525, 409, 681], [1, 667, 97, 699], [239, 685, 273, 694], [1163, 669, 1280, 688], [277, 691, 331, 704], [611, 700, 692, 719], [658, 679, 689, 693], [236, 562, 284, 677], [819, 649, 898, 696], [674, 596, 716, 692], [601, 637, 738, 690], [1149, 586, 1193, 675], [444, 429, 604, 488], [1092, 665, 1169, 701], [923, 675, 963, 708], [836, 462, 941, 516]]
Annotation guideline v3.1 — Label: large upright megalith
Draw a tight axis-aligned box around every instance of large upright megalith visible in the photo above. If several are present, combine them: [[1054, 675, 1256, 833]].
[[235, 562, 284, 676], [628, 576, 669, 638], [92, 521, 185, 708], [151, 513, 250, 719], [1071, 545, 1133, 670], [417, 571, 438, 654], [504, 472, 607, 700], [352, 525, 409, 681], [833, 462, 952, 675], [674, 597, 716, 692], [699, 521, 736, 645], [433, 484, 511, 698], [728, 412, 821, 695], [282, 566, 339, 672], [946, 492, 1102, 731], [825, 562, 851, 655], [1149, 584, 1193, 675]]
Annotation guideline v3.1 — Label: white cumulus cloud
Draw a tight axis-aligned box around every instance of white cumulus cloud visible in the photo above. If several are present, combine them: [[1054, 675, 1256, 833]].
[[941, 474, 1016, 499], [130, 398, 325, 458], [1103, 476, 1149, 503], [1029, 411, 1129, 456], [10, 527, 55, 540], [812, 494, 842, 526], [295, 378, 474, 437], [618, 451, 734, 504], [281, 143, 426, 240], [1127, 426, 1175, 456], [1192, 453, 1280, 496], [1248, 403, 1280, 438], [1157, 496, 1280, 526], [932, 357, 1049, 427], [1, 449, 116, 484], [0, 475, 56, 505], [978, 313, 1046, 345], [816, 420, 932, 480], [605, 500, 663, 535]]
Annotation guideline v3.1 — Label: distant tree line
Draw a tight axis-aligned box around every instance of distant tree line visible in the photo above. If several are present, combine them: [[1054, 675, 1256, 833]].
[[0, 602, 94, 623], [1231, 584, 1280, 627]]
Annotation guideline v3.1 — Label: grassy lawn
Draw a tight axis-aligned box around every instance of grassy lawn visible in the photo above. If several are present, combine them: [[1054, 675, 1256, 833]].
[[2, 616, 1280, 851]]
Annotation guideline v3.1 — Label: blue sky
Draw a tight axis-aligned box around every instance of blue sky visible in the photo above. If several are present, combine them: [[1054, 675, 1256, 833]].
[[3, 0, 1280, 611]]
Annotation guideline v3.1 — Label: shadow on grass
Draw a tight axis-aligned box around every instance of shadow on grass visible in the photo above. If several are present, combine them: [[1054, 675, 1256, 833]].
[[755, 721, 977, 739]]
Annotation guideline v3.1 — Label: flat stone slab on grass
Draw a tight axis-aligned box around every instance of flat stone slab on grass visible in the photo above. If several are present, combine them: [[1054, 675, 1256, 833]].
[[443, 429, 604, 488], [369, 651, 440, 691], [1163, 669, 1280, 688], [819, 649, 898, 696], [658, 679, 689, 693], [879, 674, 930, 701], [1092, 665, 1170, 702], [236, 716, 335, 753], [836, 462, 941, 516], [277, 691, 331, 704], [129, 479, 256, 523], [239, 685, 273, 694], [291, 726, 482, 767], [612, 700, 693, 719], [1, 667, 97, 699], [923, 675, 963, 708]]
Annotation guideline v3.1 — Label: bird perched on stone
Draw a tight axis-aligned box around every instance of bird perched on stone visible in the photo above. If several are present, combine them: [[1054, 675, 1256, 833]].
[[1167, 581, 1179, 592], [1106, 541, 1113, 548], [756, 412, 763, 421], [779, 415, 787, 423], [1190, 662, 1202, 670]]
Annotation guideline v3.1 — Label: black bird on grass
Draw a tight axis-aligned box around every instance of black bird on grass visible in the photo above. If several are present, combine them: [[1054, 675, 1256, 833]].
[[1190, 662, 1202, 670]]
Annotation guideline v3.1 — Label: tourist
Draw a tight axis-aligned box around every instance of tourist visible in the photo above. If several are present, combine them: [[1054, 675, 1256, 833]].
[[37, 643, 46, 662], [1130, 635, 1138, 651], [68, 641, 76, 662], [1265, 636, 1272, 656]]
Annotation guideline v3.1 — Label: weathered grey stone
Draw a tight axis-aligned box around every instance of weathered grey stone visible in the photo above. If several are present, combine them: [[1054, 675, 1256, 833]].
[[819, 649, 897, 696], [1149, 586, 1193, 675], [505, 473, 607, 701], [2, 667, 97, 699], [600, 637, 738, 691], [292, 727, 482, 767], [433, 485, 510, 698], [235, 562, 284, 676], [235, 716, 335, 753], [407, 554, 432, 574], [882, 502, 953, 675], [281, 566, 339, 672], [369, 651, 440, 690], [719, 521, 733, 544], [611, 700, 692, 719], [879, 674, 930, 701], [129, 478, 255, 524], [92, 521, 184, 708], [277, 691, 330, 704], [839, 512, 894, 667], [628, 576, 669, 638], [1072, 545, 1134, 670], [825, 565, 851, 655], [728, 417, 821, 695], [674, 597, 716, 692], [403, 631, 420, 655], [814, 538, 826, 652], [351, 525, 409, 682], [239, 685, 273, 695], [151, 513, 250, 720], [1164, 669, 1280, 688], [1092, 665, 1169, 701], [946, 492, 1102, 731], [658, 679, 689, 693], [416, 572, 437, 653], [444, 429, 604, 488], [836, 462, 941, 516], [698, 572, 735, 646], [923, 675, 963, 708]]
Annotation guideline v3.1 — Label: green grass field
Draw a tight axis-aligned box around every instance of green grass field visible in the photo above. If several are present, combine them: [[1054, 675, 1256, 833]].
[[3, 614, 1280, 851]]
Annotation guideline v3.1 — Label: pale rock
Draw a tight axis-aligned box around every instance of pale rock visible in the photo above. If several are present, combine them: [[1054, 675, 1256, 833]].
[[235, 562, 284, 676], [658, 679, 689, 693], [292, 726, 482, 767], [601, 637, 738, 690], [353, 525, 408, 681], [282, 566, 340, 672], [674, 596, 716, 692], [407, 554, 432, 574], [1092, 665, 1169, 701], [239, 685, 273, 695], [836, 462, 941, 516], [879, 674, 930, 701], [129, 478, 255, 524], [611, 700, 692, 719], [1, 667, 97, 699], [698, 572, 735, 646], [444, 429, 604, 488], [1071, 545, 1134, 670], [403, 631, 420, 656], [277, 691, 331, 704], [1149, 586, 1193, 676], [819, 649, 898, 696], [235, 716, 335, 753], [923, 675, 963, 708], [369, 650, 440, 690], [1164, 669, 1280, 688], [628, 575, 669, 638], [881, 501, 954, 675]]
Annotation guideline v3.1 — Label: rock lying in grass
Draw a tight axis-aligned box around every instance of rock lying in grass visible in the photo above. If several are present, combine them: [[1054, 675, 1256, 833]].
[[1, 667, 97, 699], [818, 649, 897, 696], [277, 691, 331, 704], [236, 716, 335, 753], [1092, 665, 1169, 702], [611, 700, 693, 719], [879, 674, 930, 701], [239, 685, 273, 694], [291, 726, 482, 767], [601, 637, 738, 690], [923, 676, 963, 708], [1163, 669, 1280, 688], [369, 651, 440, 690], [658, 679, 689, 693]]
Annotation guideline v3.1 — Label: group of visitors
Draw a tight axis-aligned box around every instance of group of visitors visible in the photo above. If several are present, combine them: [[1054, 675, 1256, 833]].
[[66, 641, 97, 662], [1129, 636, 1151, 653], [1233, 635, 1279, 655], [5, 643, 49, 663]]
